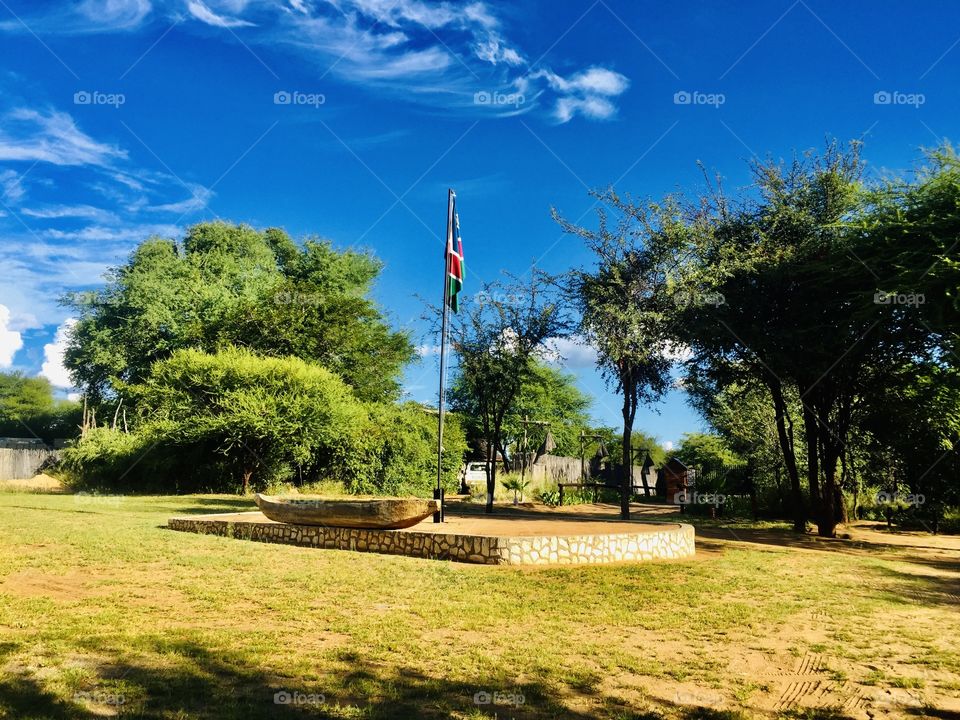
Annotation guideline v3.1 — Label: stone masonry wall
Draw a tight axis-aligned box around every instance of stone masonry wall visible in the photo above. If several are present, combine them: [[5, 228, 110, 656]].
[[168, 516, 695, 565]]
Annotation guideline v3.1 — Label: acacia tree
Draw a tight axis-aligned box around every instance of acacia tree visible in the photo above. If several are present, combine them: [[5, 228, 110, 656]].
[[677, 144, 939, 536], [64, 222, 414, 405], [451, 360, 592, 471], [556, 191, 680, 520], [447, 275, 570, 513]]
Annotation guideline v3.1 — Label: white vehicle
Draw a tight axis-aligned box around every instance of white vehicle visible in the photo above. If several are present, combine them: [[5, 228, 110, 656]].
[[462, 461, 491, 487]]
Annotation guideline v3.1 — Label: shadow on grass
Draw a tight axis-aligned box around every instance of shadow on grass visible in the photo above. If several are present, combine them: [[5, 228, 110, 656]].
[[167, 497, 257, 514], [868, 562, 960, 609], [0, 638, 758, 720]]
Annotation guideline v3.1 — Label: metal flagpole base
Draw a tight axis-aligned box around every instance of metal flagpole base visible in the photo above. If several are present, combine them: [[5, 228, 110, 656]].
[[433, 488, 444, 523]]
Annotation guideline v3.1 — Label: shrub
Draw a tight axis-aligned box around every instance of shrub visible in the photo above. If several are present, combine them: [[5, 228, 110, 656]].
[[60, 353, 469, 497], [59, 427, 154, 490], [128, 347, 369, 492], [360, 403, 467, 497]]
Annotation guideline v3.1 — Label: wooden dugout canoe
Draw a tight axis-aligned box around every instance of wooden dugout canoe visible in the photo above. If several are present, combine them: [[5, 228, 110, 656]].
[[254, 494, 440, 529]]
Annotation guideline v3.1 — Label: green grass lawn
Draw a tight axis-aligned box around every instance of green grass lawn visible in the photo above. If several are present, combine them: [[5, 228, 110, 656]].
[[0, 493, 958, 719]]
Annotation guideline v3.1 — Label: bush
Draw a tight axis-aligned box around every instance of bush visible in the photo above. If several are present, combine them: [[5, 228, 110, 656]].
[[60, 353, 469, 497], [59, 427, 154, 490], [360, 403, 467, 497]]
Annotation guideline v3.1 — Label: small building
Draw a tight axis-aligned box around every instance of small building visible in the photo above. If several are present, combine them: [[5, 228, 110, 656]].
[[634, 453, 658, 497], [659, 457, 693, 504]]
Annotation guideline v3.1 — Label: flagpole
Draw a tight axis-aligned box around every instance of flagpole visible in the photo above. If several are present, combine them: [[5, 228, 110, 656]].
[[434, 188, 455, 523]]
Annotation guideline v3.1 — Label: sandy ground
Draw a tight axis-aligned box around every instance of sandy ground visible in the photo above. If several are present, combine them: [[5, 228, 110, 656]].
[[0, 473, 65, 493], [182, 503, 680, 537]]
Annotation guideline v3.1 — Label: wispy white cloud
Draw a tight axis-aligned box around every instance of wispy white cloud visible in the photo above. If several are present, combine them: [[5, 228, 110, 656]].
[[22, 204, 119, 222], [145, 183, 213, 213], [0, 0, 153, 34], [544, 336, 598, 370], [416, 343, 441, 357], [0, 1, 630, 122], [0, 109, 127, 167], [187, 0, 255, 28], [0, 106, 203, 329], [519, 67, 630, 122], [78, 0, 153, 30], [0, 169, 26, 203]]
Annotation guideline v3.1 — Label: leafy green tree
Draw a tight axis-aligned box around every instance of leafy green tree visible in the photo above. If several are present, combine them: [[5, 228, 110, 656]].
[[64, 222, 414, 404], [557, 191, 679, 519], [452, 360, 592, 465], [364, 402, 468, 497], [856, 361, 960, 531], [505, 362, 592, 458], [0, 372, 81, 440], [685, 376, 803, 516], [676, 432, 740, 470], [585, 426, 666, 468], [447, 276, 571, 513], [673, 143, 935, 536]]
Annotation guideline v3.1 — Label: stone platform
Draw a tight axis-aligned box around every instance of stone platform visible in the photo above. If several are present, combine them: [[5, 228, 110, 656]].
[[168, 506, 695, 565]]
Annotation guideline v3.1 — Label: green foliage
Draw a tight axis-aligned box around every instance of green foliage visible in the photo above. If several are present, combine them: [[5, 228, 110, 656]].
[[360, 403, 467, 497], [453, 360, 592, 460], [538, 488, 561, 506], [501, 475, 531, 502], [584, 426, 665, 467], [126, 347, 368, 490], [0, 372, 81, 440], [59, 353, 467, 497], [557, 191, 681, 516], [505, 362, 592, 457], [676, 433, 741, 470], [64, 222, 413, 403], [447, 275, 571, 511], [59, 427, 158, 490]]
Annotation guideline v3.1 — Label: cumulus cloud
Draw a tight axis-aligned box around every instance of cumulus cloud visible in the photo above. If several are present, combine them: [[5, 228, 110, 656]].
[[0, 305, 24, 368], [40, 319, 78, 388], [519, 67, 630, 123]]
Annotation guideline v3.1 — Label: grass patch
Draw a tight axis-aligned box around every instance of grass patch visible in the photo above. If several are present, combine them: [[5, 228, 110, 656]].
[[0, 493, 957, 719]]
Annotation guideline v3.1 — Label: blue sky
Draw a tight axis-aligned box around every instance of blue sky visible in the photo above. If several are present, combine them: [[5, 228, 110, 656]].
[[0, 0, 957, 449]]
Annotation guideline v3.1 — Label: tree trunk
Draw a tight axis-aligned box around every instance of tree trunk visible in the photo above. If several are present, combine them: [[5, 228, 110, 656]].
[[620, 387, 633, 521], [497, 439, 510, 474], [802, 403, 821, 517], [817, 431, 843, 537], [771, 382, 804, 532], [486, 427, 501, 514]]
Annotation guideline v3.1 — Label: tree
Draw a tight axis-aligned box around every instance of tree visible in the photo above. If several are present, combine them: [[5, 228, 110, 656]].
[[128, 347, 368, 493], [0, 372, 81, 440], [676, 143, 935, 536], [447, 275, 570, 513], [557, 191, 678, 519], [452, 360, 592, 467], [685, 376, 802, 517], [64, 222, 414, 404], [676, 432, 740, 470]]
